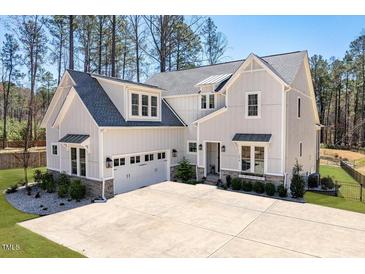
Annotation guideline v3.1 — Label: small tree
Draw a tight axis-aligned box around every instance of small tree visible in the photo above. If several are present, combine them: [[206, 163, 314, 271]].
[[290, 160, 305, 198], [175, 158, 194, 183]]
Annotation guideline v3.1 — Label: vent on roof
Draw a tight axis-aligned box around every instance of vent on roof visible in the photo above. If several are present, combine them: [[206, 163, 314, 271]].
[[195, 73, 232, 86]]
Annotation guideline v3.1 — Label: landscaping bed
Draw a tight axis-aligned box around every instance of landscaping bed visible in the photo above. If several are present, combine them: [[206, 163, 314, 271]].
[[5, 184, 91, 215]]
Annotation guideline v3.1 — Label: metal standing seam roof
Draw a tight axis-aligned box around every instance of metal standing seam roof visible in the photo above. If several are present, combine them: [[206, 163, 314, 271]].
[[145, 51, 307, 96], [232, 133, 272, 142], [66, 70, 185, 127], [59, 134, 90, 143], [195, 73, 232, 86]]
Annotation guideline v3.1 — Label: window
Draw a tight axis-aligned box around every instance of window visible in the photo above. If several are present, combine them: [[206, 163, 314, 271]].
[[209, 94, 215, 109], [131, 93, 139, 116], [120, 158, 125, 166], [201, 95, 207, 109], [247, 93, 259, 117], [241, 146, 251, 172], [149, 154, 154, 161], [71, 148, 77, 175], [158, 152, 166, 160], [142, 95, 149, 116], [297, 97, 301, 118], [188, 142, 197, 153], [254, 147, 264, 174], [52, 144, 58, 155], [79, 148, 86, 177], [145, 154, 149, 162], [114, 158, 120, 167], [130, 156, 135, 164], [299, 142, 303, 157], [151, 96, 157, 117]]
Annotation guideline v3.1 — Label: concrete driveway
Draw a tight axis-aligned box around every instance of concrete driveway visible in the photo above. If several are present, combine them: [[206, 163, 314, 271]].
[[20, 182, 365, 258]]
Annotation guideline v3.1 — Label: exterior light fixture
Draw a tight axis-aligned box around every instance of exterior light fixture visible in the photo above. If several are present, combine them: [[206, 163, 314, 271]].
[[106, 157, 113, 168], [172, 149, 177, 157], [199, 144, 203, 150], [221, 145, 226, 152]]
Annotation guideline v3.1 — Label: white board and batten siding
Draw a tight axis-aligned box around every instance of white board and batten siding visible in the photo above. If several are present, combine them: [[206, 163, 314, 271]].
[[198, 68, 284, 175]]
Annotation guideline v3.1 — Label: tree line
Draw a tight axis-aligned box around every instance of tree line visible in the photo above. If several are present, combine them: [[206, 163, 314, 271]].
[[310, 32, 365, 148]]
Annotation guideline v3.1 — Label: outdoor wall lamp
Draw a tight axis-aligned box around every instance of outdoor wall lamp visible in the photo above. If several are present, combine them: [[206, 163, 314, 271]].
[[199, 144, 203, 150], [172, 149, 177, 157], [106, 157, 113, 168], [221, 145, 226, 152]]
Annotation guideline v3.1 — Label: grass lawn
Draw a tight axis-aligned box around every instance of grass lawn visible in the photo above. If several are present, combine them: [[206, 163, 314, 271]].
[[305, 164, 365, 214], [0, 167, 84, 258]]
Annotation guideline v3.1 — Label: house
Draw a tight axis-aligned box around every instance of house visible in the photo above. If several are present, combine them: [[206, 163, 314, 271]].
[[41, 50, 320, 199]]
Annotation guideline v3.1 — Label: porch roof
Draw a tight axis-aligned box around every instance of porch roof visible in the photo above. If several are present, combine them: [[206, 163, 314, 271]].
[[232, 133, 272, 142], [59, 134, 90, 144]]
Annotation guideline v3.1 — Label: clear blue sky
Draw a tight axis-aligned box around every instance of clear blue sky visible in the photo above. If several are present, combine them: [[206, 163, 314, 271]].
[[212, 15, 365, 61], [1, 16, 365, 85]]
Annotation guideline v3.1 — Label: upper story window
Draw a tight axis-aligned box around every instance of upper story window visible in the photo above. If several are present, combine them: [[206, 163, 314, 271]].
[[131, 93, 139, 116], [299, 142, 303, 157], [297, 97, 301, 118], [245, 91, 261, 118], [130, 92, 160, 119], [201, 94, 215, 109]]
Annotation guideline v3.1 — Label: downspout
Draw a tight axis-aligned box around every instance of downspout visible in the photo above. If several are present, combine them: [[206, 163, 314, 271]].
[[96, 128, 107, 202]]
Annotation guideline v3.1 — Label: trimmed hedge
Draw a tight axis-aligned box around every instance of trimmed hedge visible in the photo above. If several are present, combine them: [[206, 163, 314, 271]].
[[277, 184, 288, 197], [253, 181, 265, 194], [242, 180, 253, 192], [265, 183, 276, 196], [231, 178, 242, 190]]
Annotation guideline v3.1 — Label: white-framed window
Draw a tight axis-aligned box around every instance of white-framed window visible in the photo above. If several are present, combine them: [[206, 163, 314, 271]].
[[297, 97, 301, 118], [131, 93, 139, 116], [144, 154, 154, 162], [114, 158, 120, 167], [157, 152, 166, 160], [201, 94, 207, 109], [299, 142, 303, 157], [70, 147, 86, 177], [120, 158, 125, 166], [130, 92, 159, 119], [187, 141, 197, 153], [240, 145, 266, 175], [51, 144, 58, 155], [209, 94, 215, 109], [200, 94, 216, 109], [245, 91, 261, 118]]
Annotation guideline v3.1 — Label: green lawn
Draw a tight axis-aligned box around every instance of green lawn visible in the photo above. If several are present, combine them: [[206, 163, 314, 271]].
[[304, 164, 365, 214], [0, 167, 84, 258]]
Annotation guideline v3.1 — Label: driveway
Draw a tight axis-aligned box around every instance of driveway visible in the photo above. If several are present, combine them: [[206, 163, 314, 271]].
[[20, 182, 365, 257]]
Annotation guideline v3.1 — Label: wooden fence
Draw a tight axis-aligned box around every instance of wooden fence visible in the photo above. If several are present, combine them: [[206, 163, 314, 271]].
[[0, 140, 46, 148], [0, 151, 46, 170]]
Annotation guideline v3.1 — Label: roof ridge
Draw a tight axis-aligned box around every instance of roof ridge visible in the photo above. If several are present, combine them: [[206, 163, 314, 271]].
[[152, 50, 306, 75]]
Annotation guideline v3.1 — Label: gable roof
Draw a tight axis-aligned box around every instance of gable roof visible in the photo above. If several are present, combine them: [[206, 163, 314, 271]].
[[66, 70, 184, 127], [145, 51, 306, 96]]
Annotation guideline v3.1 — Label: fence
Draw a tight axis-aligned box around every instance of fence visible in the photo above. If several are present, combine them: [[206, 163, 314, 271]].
[[0, 140, 46, 148], [0, 150, 46, 170], [338, 160, 365, 202]]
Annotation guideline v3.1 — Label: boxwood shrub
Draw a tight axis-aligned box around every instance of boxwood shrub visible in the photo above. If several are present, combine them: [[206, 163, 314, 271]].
[[277, 184, 288, 197], [265, 183, 276, 196], [253, 181, 265, 194], [241, 180, 253, 192], [69, 180, 86, 201], [231, 178, 242, 190]]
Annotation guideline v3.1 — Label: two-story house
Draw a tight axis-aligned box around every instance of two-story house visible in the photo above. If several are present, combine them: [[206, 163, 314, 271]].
[[41, 50, 320, 199]]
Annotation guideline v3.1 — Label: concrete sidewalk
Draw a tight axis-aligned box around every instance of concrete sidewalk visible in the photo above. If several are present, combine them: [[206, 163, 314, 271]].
[[20, 182, 365, 257]]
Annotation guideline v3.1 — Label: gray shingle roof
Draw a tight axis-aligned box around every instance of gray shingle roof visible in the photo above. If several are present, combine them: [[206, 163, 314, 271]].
[[232, 133, 272, 142], [59, 134, 90, 143], [66, 70, 184, 127], [145, 51, 306, 96]]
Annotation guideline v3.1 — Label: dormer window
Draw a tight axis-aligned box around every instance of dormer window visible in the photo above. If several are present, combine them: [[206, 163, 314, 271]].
[[130, 91, 160, 119], [201, 93, 215, 110]]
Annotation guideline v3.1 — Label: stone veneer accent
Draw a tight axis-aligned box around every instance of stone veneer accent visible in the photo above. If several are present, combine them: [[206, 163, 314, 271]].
[[48, 169, 114, 199], [220, 169, 284, 185]]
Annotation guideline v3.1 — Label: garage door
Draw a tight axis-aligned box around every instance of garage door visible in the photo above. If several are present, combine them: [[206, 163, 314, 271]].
[[113, 151, 168, 194]]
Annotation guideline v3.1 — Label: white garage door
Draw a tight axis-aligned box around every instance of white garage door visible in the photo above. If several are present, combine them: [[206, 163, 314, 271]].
[[114, 151, 168, 194]]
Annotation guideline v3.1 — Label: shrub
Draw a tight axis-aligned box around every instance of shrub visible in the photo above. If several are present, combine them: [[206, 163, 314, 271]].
[[186, 179, 198, 185], [231, 178, 242, 190], [58, 172, 70, 186], [277, 184, 287, 197], [242, 180, 253, 192], [69, 180, 86, 201], [175, 159, 194, 183], [253, 181, 265, 194], [58, 184, 69, 198], [41, 173, 56, 193], [307, 173, 319, 188], [33, 169, 43, 184], [321, 176, 335, 190], [290, 160, 305, 198], [5, 184, 18, 194], [265, 183, 276, 196]]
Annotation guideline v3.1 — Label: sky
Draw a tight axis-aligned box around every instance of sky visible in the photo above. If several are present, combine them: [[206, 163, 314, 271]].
[[1, 15, 365, 85]]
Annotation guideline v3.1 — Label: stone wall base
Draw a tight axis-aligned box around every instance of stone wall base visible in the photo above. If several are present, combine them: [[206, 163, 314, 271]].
[[47, 169, 115, 199], [220, 169, 284, 186]]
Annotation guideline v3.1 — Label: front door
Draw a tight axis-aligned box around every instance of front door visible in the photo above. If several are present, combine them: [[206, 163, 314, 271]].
[[206, 142, 220, 175]]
